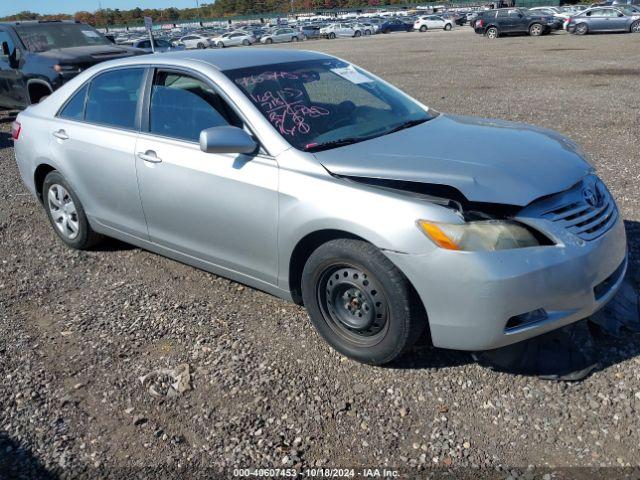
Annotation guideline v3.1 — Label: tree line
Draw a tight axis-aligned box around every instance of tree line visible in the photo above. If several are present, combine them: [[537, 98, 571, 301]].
[[0, 0, 411, 27]]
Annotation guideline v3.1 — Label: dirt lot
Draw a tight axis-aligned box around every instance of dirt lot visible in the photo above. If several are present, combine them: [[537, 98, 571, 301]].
[[1, 28, 640, 479]]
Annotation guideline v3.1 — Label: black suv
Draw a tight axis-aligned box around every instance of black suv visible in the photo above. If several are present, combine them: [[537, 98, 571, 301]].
[[473, 8, 556, 38], [0, 20, 145, 109]]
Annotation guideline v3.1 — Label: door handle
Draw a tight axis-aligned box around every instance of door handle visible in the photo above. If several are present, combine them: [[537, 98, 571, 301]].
[[137, 151, 162, 163], [53, 129, 69, 140]]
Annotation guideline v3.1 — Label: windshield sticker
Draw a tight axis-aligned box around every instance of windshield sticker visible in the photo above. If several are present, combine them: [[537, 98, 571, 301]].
[[234, 70, 317, 89], [330, 66, 373, 84], [81, 30, 101, 38], [250, 87, 329, 137]]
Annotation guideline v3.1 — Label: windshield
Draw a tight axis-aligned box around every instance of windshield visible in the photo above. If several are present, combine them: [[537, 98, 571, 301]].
[[224, 59, 434, 151], [15, 23, 111, 53]]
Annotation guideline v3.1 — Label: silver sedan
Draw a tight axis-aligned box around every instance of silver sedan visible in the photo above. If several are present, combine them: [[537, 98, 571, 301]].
[[13, 50, 627, 364]]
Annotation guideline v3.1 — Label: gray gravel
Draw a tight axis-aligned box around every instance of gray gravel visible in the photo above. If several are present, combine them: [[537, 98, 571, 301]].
[[1, 28, 640, 479]]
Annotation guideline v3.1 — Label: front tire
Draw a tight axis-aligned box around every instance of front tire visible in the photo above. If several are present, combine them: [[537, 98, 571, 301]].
[[419, 25, 427, 32], [216, 41, 224, 48], [197, 42, 206, 49], [329, 32, 336, 39], [242, 39, 250, 46], [630, 20, 640, 33], [301, 239, 426, 365], [354, 30, 362, 37], [43, 171, 102, 250], [444, 23, 452, 31], [265, 37, 273, 44], [529, 23, 543, 36], [292, 36, 299, 42]]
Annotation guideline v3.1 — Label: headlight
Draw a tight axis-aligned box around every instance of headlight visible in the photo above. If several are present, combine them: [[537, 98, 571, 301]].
[[417, 220, 541, 251]]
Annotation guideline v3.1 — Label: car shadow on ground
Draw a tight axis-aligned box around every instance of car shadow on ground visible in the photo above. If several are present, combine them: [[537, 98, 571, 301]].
[[0, 432, 57, 479], [0, 132, 12, 150], [391, 219, 640, 381]]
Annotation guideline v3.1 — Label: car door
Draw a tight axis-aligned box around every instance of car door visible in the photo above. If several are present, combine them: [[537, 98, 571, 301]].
[[0, 28, 27, 109], [606, 8, 630, 30], [585, 9, 607, 30], [134, 68, 279, 284], [50, 67, 148, 238]]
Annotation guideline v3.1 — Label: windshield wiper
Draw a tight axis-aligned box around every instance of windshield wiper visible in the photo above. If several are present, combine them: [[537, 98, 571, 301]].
[[304, 137, 369, 152], [383, 118, 429, 136], [304, 118, 429, 153]]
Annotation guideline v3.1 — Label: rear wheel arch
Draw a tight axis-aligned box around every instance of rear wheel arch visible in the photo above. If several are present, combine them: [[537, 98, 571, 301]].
[[34, 163, 56, 202]]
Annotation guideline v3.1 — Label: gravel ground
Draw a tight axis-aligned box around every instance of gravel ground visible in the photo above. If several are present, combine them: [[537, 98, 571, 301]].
[[1, 28, 640, 479]]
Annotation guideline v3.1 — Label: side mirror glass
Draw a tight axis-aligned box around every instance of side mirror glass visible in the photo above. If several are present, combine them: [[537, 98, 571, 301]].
[[199, 126, 258, 155]]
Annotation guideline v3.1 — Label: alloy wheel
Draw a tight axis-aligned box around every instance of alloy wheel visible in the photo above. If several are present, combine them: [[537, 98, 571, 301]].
[[530, 24, 543, 36], [47, 184, 79, 240]]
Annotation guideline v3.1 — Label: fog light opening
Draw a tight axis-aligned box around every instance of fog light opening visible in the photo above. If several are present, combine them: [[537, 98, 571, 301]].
[[505, 308, 548, 332]]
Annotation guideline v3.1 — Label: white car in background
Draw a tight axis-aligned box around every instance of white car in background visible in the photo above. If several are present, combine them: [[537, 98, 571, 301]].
[[260, 28, 302, 44], [320, 23, 359, 38], [414, 15, 455, 31], [530, 6, 571, 19], [351, 22, 375, 35], [179, 34, 213, 49], [211, 31, 256, 48]]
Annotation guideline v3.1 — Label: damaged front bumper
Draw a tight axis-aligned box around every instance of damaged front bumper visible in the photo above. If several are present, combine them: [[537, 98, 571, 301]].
[[384, 216, 627, 351]]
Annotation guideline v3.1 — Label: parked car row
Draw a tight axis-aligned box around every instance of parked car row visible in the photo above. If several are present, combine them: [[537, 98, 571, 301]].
[[473, 5, 640, 37]]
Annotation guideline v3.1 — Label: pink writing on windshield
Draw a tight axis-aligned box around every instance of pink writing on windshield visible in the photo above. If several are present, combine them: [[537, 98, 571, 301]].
[[251, 88, 329, 137]]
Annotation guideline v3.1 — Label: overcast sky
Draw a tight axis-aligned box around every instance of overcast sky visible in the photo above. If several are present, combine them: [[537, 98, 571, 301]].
[[0, 1, 201, 17]]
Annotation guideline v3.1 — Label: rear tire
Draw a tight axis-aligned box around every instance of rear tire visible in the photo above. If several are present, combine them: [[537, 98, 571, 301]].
[[42, 171, 102, 250], [301, 239, 426, 365], [529, 23, 543, 36], [485, 26, 499, 38], [574, 22, 588, 35]]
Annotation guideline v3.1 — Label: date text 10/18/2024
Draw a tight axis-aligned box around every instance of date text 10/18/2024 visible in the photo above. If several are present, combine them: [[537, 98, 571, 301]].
[[233, 468, 401, 478]]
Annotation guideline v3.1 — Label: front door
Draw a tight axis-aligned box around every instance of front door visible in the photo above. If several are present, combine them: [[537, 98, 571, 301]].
[[134, 69, 279, 284]]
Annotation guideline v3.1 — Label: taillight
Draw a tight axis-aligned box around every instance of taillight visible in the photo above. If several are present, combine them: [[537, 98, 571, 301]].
[[477, 19, 483, 28], [11, 121, 21, 140]]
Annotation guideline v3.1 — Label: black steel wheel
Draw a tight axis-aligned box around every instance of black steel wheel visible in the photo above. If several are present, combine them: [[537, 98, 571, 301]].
[[318, 266, 389, 346], [301, 239, 426, 365]]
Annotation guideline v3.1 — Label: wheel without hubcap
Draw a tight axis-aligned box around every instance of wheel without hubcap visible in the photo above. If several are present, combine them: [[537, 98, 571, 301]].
[[301, 239, 425, 365]]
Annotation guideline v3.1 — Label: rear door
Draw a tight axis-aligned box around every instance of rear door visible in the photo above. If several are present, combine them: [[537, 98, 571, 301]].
[[50, 67, 148, 239]]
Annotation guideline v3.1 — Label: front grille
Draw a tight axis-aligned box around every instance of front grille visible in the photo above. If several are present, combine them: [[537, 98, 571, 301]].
[[539, 177, 618, 241]]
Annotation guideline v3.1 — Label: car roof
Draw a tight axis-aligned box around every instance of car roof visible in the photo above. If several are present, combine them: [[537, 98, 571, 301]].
[[106, 48, 332, 71]]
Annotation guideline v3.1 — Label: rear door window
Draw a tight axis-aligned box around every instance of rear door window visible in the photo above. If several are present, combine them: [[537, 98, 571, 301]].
[[85, 68, 145, 130]]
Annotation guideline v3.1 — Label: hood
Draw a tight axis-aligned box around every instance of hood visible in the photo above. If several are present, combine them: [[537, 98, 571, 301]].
[[313, 114, 592, 207], [36, 45, 146, 64]]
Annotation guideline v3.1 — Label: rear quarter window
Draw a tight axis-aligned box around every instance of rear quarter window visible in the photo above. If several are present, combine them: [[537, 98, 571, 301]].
[[85, 68, 145, 130], [59, 84, 89, 120]]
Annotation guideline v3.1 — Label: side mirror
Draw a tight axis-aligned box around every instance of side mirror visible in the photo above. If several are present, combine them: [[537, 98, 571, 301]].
[[618, 12, 624, 16], [199, 126, 258, 154], [1, 41, 9, 56]]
